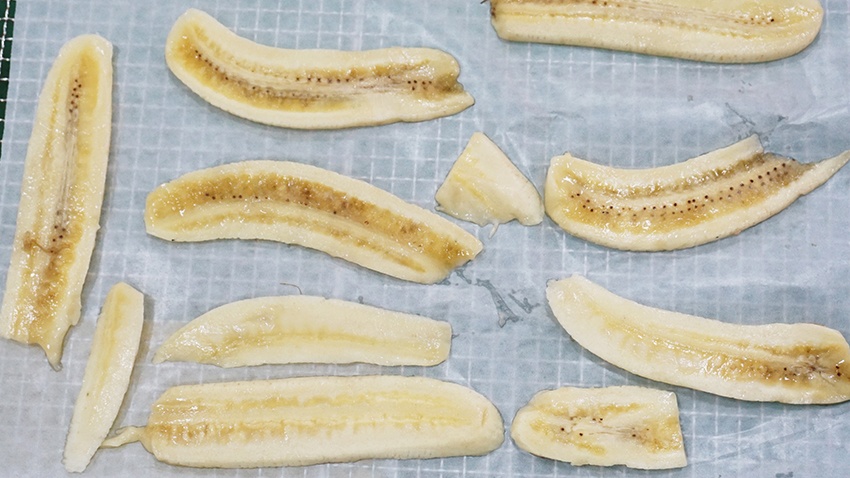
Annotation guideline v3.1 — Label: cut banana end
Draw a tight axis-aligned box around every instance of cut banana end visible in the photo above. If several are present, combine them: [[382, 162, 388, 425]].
[[511, 386, 686, 470], [166, 8, 474, 129], [101, 375, 505, 468], [547, 276, 850, 404], [544, 135, 850, 251], [435, 132, 544, 229], [153, 295, 452, 368], [63, 283, 144, 473], [0, 35, 113, 368], [489, 0, 824, 63], [144, 160, 482, 284]]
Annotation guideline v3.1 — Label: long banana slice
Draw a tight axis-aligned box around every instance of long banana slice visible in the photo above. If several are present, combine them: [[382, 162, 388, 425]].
[[63, 283, 144, 473], [0, 35, 113, 368], [101, 375, 505, 468], [165, 8, 474, 129], [435, 132, 544, 228], [544, 136, 850, 251], [145, 160, 482, 284], [153, 295, 451, 368], [489, 0, 824, 63], [511, 386, 686, 469], [547, 275, 850, 404]]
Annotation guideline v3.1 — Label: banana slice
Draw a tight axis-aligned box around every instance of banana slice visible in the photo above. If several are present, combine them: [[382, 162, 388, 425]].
[[435, 132, 544, 229], [153, 295, 451, 368], [489, 0, 824, 63], [0, 35, 113, 368], [101, 375, 505, 468], [544, 136, 850, 251], [145, 160, 482, 284], [547, 275, 850, 404], [165, 8, 474, 129], [63, 283, 144, 473], [511, 386, 686, 469]]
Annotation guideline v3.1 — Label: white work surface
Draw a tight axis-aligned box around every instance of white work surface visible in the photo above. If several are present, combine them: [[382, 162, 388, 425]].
[[1, 1, 849, 477]]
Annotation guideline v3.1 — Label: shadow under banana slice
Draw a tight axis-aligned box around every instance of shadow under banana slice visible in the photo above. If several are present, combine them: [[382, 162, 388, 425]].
[[166, 8, 474, 129], [544, 135, 850, 251]]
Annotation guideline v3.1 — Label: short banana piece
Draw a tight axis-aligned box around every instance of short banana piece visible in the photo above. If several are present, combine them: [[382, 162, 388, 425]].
[[0, 35, 113, 368], [511, 386, 686, 469], [166, 8, 474, 129], [145, 160, 482, 283], [489, 0, 824, 63], [101, 375, 505, 468], [547, 275, 850, 404], [63, 283, 144, 473], [544, 136, 850, 251], [153, 295, 451, 367], [435, 132, 544, 228]]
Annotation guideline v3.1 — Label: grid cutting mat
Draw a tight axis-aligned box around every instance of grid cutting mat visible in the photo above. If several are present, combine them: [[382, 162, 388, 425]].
[[1, 1, 850, 477]]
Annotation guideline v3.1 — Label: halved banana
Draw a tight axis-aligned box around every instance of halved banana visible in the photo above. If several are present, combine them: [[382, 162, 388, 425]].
[[145, 160, 482, 283], [153, 295, 451, 368], [166, 8, 474, 129], [435, 132, 544, 229], [511, 386, 686, 469], [0, 35, 113, 368], [101, 375, 505, 468], [544, 136, 850, 251], [63, 283, 144, 473], [547, 275, 850, 404], [489, 0, 824, 63]]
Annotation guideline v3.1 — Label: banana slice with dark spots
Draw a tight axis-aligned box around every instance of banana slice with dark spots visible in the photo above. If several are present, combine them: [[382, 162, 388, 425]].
[[144, 160, 483, 284], [166, 8, 474, 129], [544, 135, 850, 251], [547, 275, 850, 404], [489, 0, 824, 63], [0, 35, 113, 368]]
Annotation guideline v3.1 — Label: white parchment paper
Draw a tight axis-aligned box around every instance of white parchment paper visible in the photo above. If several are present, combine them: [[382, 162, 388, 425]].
[[1, 1, 849, 477]]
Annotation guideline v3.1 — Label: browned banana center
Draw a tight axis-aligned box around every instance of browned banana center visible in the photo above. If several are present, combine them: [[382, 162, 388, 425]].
[[554, 153, 809, 233]]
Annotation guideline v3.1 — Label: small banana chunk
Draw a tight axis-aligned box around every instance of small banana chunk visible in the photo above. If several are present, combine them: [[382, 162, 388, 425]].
[[511, 386, 686, 470], [544, 136, 850, 251], [145, 160, 482, 284], [63, 283, 144, 473], [547, 275, 850, 404], [101, 376, 505, 468], [435, 132, 544, 228], [153, 295, 451, 367], [166, 8, 474, 129], [489, 0, 824, 63], [0, 35, 113, 368]]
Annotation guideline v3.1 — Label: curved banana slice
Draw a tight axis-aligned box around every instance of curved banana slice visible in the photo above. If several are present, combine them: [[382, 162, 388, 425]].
[[145, 161, 482, 283], [547, 275, 850, 404], [489, 0, 824, 63], [63, 283, 144, 473], [0, 35, 113, 368], [153, 295, 451, 368], [101, 375, 505, 468], [511, 386, 686, 469], [544, 136, 850, 251], [435, 132, 544, 228], [166, 8, 474, 129]]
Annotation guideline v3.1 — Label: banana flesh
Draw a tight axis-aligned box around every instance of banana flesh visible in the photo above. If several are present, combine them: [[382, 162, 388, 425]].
[[145, 160, 482, 283], [544, 135, 850, 251], [153, 295, 452, 367], [101, 375, 505, 468], [511, 386, 686, 469], [435, 132, 544, 228], [0, 35, 113, 368], [166, 9, 474, 129], [63, 283, 144, 473], [489, 0, 824, 63], [547, 275, 850, 404]]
